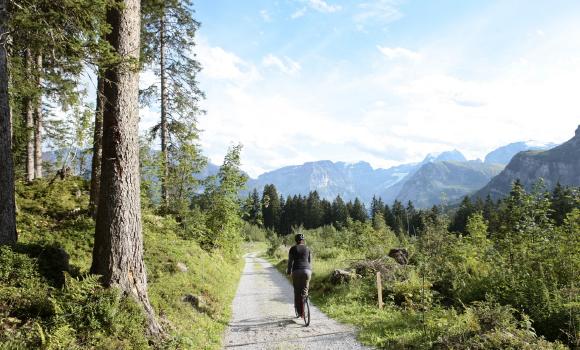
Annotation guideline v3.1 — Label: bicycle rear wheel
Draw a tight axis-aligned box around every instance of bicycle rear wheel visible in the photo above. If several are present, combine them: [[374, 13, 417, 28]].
[[303, 296, 310, 326]]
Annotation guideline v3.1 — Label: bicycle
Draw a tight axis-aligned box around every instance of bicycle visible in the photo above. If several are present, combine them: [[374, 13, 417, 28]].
[[294, 294, 311, 326]]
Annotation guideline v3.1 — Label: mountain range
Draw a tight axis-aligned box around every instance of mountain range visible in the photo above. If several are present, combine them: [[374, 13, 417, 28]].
[[483, 141, 558, 164], [244, 133, 574, 208], [43, 127, 577, 208], [476, 126, 580, 200]]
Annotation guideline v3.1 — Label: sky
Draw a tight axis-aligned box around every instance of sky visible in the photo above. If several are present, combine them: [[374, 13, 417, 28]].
[[143, 0, 580, 178]]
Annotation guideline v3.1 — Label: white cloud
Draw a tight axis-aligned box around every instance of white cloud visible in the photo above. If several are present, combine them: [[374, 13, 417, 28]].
[[354, 0, 403, 28], [306, 0, 341, 13], [291, 7, 307, 19], [260, 9, 271, 22], [377, 46, 421, 61], [196, 40, 260, 84], [262, 54, 302, 75], [196, 11, 580, 177]]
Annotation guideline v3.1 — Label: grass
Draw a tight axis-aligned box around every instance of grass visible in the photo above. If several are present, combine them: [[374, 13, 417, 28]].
[[267, 227, 571, 350], [1, 178, 245, 349]]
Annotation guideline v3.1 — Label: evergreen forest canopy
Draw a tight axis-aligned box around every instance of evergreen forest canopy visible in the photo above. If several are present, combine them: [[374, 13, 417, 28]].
[[0, 1, 578, 349], [245, 180, 579, 236]]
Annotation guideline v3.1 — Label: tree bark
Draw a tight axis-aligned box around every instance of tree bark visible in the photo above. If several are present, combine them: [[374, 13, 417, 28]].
[[90, 0, 162, 336], [0, 0, 17, 245], [34, 54, 43, 179], [89, 75, 104, 218], [159, 15, 169, 208], [24, 49, 34, 182]]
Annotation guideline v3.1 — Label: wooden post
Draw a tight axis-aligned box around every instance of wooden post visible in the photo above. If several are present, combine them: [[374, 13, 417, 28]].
[[376, 271, 384, 309]]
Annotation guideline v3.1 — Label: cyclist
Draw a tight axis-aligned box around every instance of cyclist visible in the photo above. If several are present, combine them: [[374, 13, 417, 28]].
[[287, 233, 312, 317]]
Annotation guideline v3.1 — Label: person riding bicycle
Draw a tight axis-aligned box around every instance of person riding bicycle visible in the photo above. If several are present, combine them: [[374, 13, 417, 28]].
[[287, 233, 312, 317]]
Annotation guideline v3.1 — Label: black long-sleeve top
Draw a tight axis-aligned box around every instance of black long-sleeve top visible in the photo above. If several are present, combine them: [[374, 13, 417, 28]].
[[287, 244, 311, 274]]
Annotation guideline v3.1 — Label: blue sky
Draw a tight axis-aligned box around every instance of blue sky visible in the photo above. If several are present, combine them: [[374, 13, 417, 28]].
[[140, 0, 580, 177]]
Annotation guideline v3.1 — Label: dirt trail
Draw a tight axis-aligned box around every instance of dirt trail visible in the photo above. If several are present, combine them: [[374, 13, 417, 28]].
[[223, 253, 373, 350]]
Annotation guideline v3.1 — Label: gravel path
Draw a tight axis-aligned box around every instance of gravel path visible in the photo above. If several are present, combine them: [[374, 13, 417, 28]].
[[223, 253, 373, 350]]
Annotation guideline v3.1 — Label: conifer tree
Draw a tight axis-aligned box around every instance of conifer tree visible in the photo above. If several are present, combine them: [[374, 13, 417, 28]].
[[90, 0, 162, 335], [306, 191, 324, 229], [370, 195, 384, 220], [262, 184, 281, 232], [350, 198, 368, 222], [391, 200, 406, 234], [550, 182, 576, 225], [383, 203, 396, 231], [0, 0, 17, 245], [242, 189, 263, 226], [141, 0, 204, 208], [450, 196, 474, 234], [331, 195, 348, 229]]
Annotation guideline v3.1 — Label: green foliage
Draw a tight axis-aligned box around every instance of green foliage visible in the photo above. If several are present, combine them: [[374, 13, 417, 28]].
[[140, 0, 206, 213], [142, 212, 244, 349], [44, 101, 94, 176], [240, 222, 268, 242], [266, 181, 578, 349], [261, 184, 282, 231], [0, 246, 149, 349], [5, 178, 245, 349], [197, 145, 247, 259]]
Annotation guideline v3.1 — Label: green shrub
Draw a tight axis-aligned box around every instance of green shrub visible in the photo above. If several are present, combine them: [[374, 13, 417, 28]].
[[240, 222, 268, 242]]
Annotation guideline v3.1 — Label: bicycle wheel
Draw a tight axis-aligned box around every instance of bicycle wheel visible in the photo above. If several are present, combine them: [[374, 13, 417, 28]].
[[303, 296, 310, 326]]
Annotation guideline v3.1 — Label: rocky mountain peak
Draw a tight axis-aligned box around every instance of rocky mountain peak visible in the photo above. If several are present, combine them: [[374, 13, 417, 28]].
[[576, 124, 580, 137]]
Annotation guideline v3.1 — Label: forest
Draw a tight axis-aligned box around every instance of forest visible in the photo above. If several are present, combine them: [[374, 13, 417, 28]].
[[260, 181, 579, 348], [0, 0, 247, 348], [0, 0, 578, 349]]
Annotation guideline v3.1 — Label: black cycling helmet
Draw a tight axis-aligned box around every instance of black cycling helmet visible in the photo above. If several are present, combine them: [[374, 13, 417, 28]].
[[295, 233, 305, 243]]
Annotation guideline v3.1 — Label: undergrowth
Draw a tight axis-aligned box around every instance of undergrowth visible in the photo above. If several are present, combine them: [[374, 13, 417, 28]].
[[0, 178, 244, 349], [268, 215, 577, 349]]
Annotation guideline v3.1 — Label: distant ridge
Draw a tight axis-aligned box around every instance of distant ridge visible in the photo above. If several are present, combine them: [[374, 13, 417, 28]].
[[476, 125, 580, 200], [484, 141, 557, 165], [244, 149, 503, 207]]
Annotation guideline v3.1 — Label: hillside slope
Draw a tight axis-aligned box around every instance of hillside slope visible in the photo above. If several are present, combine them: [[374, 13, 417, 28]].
[[1, 179, 243, 349], [484, 141, 557, 165], [476, 126, 580, 200], [396, 161, 503, 208]]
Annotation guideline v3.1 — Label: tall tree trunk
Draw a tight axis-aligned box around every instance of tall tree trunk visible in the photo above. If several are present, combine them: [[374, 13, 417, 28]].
[[89, 75, 104, 218], [90, 0, 162, 336], [159, 16, 169, 208], [34, 54, 43, 179], [0, 0, 17, 245], [24, 49, 34, 182]]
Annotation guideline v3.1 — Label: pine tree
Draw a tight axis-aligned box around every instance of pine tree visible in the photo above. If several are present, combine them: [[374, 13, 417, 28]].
[[0, 0, 17, 245], [322, 199, 333, 226], [383, 203, 396, 231], [90, 0, 162, 335], [10, 0, 114, 180], [450, 196, 474, 234], [350, 198, 368, 222], [262, 184, 281, 232], [391, 200, 406, 234], [331, 195, 349, 229], [141, 0, 204, 208], [550, 182, 575, 225], [370, 195, 384, 220], [405, 200, 417, 235], [242, 189, 263, 226], [306, 191, 324, 229], [203, 145, 247, 256]]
